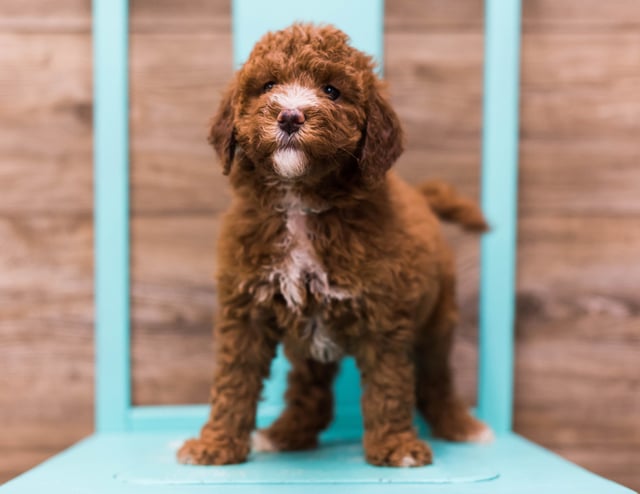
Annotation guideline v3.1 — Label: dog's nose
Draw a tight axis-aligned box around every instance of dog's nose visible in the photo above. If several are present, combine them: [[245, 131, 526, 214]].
[[277, 109, 305, 135]]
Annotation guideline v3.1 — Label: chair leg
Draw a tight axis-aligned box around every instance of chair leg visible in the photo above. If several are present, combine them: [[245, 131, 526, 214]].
[[254, 342, 338, 452]]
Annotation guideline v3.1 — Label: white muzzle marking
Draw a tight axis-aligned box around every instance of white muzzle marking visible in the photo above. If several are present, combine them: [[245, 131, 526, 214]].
[[270, 84, 319, 110], [269, 84, 318, 179]]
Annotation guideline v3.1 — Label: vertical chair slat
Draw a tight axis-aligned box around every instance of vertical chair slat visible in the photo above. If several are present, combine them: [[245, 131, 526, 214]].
[[478, 0, 522, 434], [232, 1, 384, 68], [93, 0, 131, 433]]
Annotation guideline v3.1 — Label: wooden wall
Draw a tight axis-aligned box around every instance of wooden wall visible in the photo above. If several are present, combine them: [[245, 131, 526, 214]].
[[1, 0, 638, 489]]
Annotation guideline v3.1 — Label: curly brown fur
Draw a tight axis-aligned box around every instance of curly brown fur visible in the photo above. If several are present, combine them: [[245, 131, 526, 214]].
[[178, 23, 491, 468], [417, 180, 489, 233]]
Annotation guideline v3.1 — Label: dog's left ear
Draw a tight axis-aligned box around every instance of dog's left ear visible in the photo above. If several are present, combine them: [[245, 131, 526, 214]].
[[358, 82, 404, 186], [208, 84, 236, 175]]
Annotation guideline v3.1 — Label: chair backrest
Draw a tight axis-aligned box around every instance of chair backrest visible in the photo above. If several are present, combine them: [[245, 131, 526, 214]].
[[93, 0, 521, 435]]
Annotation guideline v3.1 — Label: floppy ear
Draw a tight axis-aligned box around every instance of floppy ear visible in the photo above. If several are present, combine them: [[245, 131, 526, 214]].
[[358, 83, 404, 186], [208, 85, 236, 175]]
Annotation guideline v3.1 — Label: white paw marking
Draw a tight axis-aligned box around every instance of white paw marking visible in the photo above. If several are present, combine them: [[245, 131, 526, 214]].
[[168, 439, 185, 450], [270, 192, 351, 311], [467, 423, 495, 444], [252, 430, 279, 452], [400, 455, 418, 467]]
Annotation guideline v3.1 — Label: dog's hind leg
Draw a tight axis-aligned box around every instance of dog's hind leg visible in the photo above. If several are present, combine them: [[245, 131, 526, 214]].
[[253, 344, 338, 452], [415, 259, 493, 443]]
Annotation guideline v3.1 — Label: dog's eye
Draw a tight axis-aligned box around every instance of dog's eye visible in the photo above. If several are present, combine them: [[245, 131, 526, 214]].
[[263, 81, 276, 93], [323, 85, 341, 101]]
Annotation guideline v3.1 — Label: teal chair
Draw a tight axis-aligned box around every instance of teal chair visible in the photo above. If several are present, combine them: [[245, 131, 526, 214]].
[[1, 1, 635, 493]]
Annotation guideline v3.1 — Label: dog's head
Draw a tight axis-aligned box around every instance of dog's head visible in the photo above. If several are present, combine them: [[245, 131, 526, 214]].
[[209, 23, 403, 186]]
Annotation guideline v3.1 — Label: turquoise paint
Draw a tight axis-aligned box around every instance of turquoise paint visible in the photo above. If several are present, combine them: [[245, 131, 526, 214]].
[[93, 0, 131, 434], [478, 0, 522, 434], [232, 0, 384, 68], [3, 432, 634, 493]]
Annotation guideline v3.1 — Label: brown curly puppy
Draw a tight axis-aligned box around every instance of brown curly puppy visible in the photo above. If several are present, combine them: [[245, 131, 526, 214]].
[[178, 23, 492, 468]]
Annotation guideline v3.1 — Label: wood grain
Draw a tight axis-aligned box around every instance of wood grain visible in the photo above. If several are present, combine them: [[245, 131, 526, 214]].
[[129, 32, 233, 215], [387, 0, 640, 32], [523, 0, 640, 32], [0, 33, 92, 215], [3, 0, 640, 34], [0, 0, 90, 32], [0, 216, 93, 483]]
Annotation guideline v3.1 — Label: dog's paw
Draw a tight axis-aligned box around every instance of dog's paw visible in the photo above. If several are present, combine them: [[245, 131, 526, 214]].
[[365, 433, 433, 468], [177, 437, 249, 465]]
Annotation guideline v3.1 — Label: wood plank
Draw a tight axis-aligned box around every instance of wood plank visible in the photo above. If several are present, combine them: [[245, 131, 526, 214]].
[[387, 0, 640, 33], [386, 32, 483, 144], [522, 33, 640, 87], [521, 32, 640, 140], [0, 422, 92, 484], [392, 32, 640, 142], [0, 215, 93, 483], [394, 31, 638, 141], [130, 214, 216, 404], [515, 211, 640, 491], [129, 32, 232, 215], [0, 0, 90, 33], [551, 446, 639, 492], [2, 0, 639, 35], [514, 213, 640, 489], [518, 215, 640, 295], [523, 0, 640, 32], [520, 139, 640, 216], [515, 315, 640, 491], [130, 0, 230, 34], [0, 214, 93, 416], [386, 1, 483, 32], [0, 34, 92, 215]]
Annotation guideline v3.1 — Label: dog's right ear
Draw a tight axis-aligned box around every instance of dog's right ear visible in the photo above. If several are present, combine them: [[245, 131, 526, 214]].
[[208, 85, 236, 175]]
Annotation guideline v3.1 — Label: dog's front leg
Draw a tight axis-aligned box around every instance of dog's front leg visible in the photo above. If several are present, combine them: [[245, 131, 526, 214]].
[[178, 310, 279, 465], [356, 335, 433, 467]]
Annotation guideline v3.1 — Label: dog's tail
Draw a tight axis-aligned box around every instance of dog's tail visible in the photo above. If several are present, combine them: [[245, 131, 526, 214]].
[[417, 180, 489, 233]]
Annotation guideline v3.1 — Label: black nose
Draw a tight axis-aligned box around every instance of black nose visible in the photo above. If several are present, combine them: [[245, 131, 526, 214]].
[[277, 109, 305, 134]]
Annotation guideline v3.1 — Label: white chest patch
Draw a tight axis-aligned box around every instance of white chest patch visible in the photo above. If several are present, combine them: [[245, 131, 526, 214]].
[[270, 193, 349, 310], [268, 193, 349, 362]]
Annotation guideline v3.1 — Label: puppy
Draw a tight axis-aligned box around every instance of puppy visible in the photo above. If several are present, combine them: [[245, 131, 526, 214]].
[[178, 23, 491, 468]]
